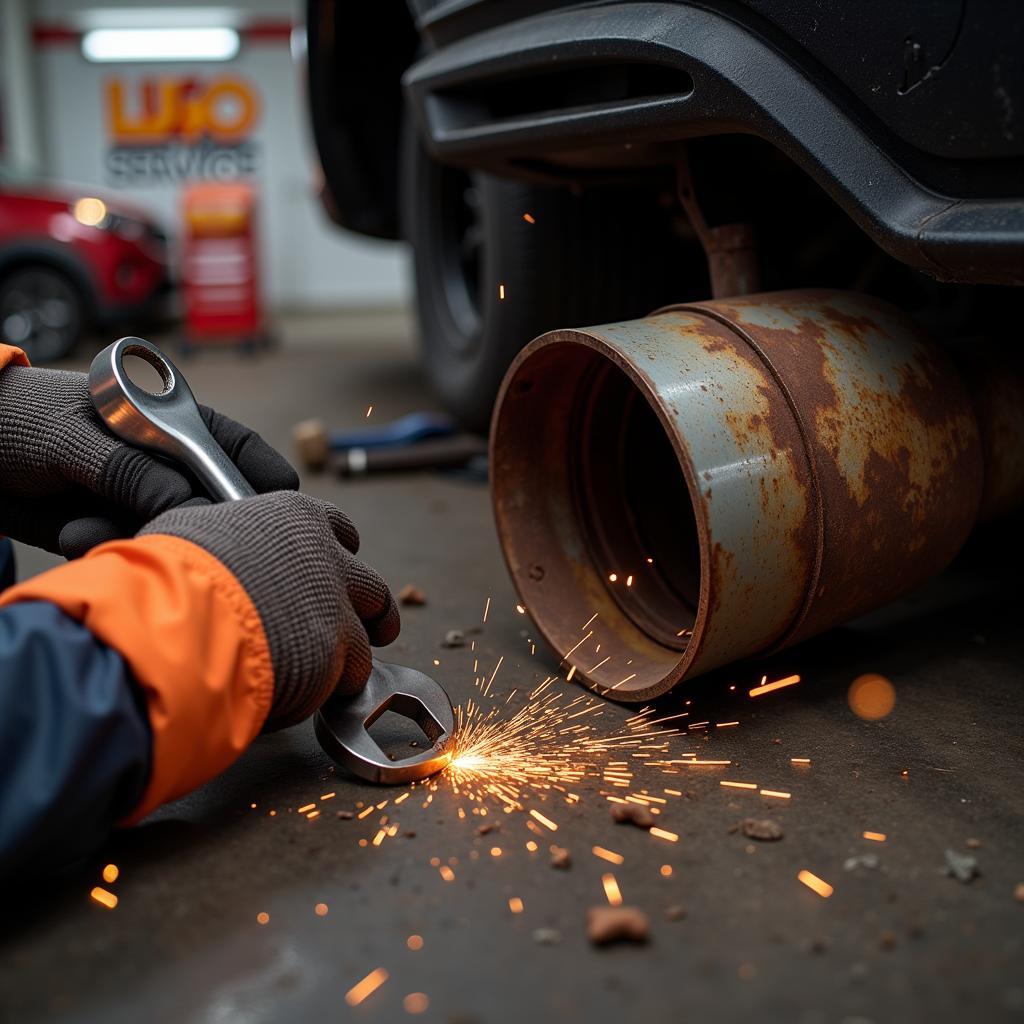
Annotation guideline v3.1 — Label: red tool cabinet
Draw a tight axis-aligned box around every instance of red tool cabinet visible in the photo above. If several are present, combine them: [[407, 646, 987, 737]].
[[181, 183, 264, 346]]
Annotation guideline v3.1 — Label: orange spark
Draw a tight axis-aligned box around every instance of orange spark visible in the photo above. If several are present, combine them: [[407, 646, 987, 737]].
[[660, 864, 673, 877], [650, 827, 678, 842], [404, 993, 430, 1014], [602, 873, 623, 906], [592, 846, 624, 865], [315, 903, 328, 916], [522, 213, 536, 224], [256, 911, 269, 925], [760, 789, 791, 799], [720, 781, 758, 790], [90, 887, 117, 909], [863, 831, 887, 842], [749, 674, 801, 697], [102, 863, 119, 884], [508, 897, 524, 914], [797, 870, 833, 898], [345, 968, 389, 1006], [529, 809, 558, 831], [407, 934, 424, 950], [297, 803, 316, 814]]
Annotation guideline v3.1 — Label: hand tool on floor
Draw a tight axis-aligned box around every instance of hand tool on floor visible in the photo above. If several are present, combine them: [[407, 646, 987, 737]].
[[88, 336, 454, 784], [293, 412, 456, 471]]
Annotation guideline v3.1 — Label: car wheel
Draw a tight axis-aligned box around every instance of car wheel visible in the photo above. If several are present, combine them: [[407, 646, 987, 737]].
[[0, 265, 84, 363], [401, 125, 703, 433]]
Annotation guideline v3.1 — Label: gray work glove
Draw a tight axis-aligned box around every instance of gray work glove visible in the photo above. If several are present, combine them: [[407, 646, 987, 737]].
[[0, 363, 299, 558], [140, 491, 401, 729]]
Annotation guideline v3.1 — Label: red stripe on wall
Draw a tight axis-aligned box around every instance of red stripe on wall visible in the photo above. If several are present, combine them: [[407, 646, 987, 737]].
[[33, 21, 295, 47]]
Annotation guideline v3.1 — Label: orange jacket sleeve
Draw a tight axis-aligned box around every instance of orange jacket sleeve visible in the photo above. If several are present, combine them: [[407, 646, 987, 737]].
[[0, 534, 274, 820], [0, 344, 29, 371]]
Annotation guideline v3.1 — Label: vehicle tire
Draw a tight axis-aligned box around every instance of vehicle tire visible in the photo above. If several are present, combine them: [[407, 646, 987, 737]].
[[0, 265, 84, 363], [401, 126, 704, 433]]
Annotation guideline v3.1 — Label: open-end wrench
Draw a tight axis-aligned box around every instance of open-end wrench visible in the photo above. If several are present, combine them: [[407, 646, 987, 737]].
[[88, 336, 454, 784]]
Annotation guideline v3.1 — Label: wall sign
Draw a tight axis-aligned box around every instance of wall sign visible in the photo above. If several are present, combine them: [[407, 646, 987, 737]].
[[104, 76, 261, 185]]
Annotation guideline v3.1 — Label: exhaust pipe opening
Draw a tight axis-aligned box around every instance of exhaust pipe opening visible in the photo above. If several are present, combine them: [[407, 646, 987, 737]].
[[572, 358, 699, 650], [492, 334, 711, 702]]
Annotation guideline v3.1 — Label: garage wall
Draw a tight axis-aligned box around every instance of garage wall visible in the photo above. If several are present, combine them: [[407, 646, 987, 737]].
[[31, 1, 411, 310]]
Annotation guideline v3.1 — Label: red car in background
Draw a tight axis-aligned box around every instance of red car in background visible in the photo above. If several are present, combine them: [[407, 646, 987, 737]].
[[0, 168, 170, 362]]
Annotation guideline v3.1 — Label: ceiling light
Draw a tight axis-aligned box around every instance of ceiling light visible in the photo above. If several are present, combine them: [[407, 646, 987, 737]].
[[81, 27, 240, 63]]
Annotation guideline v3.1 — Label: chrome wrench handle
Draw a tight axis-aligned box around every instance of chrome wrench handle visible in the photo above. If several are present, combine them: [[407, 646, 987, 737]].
[[88, 336, 255, 503]]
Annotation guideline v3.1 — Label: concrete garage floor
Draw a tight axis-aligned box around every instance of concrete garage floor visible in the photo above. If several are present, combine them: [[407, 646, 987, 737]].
[[1, 322, 1022, 1024]]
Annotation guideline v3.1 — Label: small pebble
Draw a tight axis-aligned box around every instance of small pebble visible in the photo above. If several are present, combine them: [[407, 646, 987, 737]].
[[398, 584, 427, 606], [966, 837, 982, 849], [336, 811, 353, 820], [533, 927, 562, 946], [844, 853, 879, 872], [611, 803, 656, 829], [550, 846, 572, 870], [476, 822, 499, 836], [587, 906, 649, 946], [804, 936, 830, 954], [879, 930, 898, 951], [442, 629, 466, 648], [741, 818, 784, 841], [945, 848, 979, 883], [404, 830, 417, 839], [664, 905, 687, 921]]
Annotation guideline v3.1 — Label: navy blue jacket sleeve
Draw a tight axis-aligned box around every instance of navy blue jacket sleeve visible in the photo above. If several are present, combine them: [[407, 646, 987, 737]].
[[0, 595, 152, 877]]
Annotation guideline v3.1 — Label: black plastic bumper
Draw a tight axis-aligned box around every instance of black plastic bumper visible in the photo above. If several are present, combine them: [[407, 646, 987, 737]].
[[403, 2, 1024, 285]]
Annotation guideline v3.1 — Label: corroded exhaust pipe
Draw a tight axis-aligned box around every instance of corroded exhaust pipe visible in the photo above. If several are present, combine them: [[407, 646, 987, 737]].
[[490, 290, 1015, 702]]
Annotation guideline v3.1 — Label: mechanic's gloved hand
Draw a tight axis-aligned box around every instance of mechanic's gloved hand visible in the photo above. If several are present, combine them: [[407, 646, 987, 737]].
[[0, 363, 299, 558], [140, 491, 400, 729]]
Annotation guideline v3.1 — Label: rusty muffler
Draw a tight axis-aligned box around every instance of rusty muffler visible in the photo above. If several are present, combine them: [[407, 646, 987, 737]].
[[490, 289, 1007, 702]]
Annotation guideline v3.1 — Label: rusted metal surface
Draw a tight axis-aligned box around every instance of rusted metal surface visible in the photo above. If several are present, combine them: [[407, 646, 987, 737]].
[[681, 291, 983, 649], [490, 290, 987, 702]]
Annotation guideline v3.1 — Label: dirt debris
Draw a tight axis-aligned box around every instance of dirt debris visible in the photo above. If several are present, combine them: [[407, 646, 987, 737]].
[[966, 837, 982, 849], [610, 803, 656, 829], [741, 818, 784, 841], [442, 629, 466, 648], [587, 906, 650, 946], [1014, 883, 1024, 903], [664, 905, 687, 922], [844, 853, 879, 871], [550, 846, 571, 870], [476, 822, 499, 836], [335, 811, 353, 820], [533, 927, 562, 946], [398, 584, 427, 606], [945, 848, 980, 883]]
